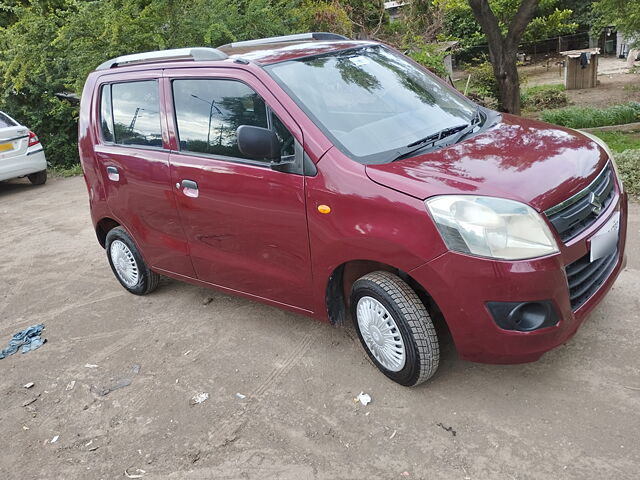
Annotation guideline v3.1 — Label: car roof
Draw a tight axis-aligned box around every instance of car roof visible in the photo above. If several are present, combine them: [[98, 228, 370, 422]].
[[219, 39, 375, 65], [92, 35, 378, 74]]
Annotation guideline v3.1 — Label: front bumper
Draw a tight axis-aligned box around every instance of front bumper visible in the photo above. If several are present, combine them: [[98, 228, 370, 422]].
[[410, 193, 628, 364]]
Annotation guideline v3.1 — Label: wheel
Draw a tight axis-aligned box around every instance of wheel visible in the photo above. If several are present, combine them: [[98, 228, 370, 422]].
[[351, 271, 439, 386], [27, 170, 47, 185], [105, 227, 159, 295]]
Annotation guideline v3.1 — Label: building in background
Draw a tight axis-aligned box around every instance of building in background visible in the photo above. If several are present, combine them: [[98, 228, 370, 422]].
[[384, 1, 409, 21]]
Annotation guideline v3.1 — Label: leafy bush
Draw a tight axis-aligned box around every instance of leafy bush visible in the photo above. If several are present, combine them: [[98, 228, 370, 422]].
[[540, 102, 640, 128], [293, 1, 352, 37], [0, 0, 299, 169], [403, 36, 448, 78], [521, 84, 569, 111], [464, 60, 499, 99], [466, 92, 499, 110], [614, 149, 640, 197]]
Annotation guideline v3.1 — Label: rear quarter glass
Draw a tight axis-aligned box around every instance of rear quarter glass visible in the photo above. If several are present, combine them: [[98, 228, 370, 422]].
[[0, 111, 18, 128]]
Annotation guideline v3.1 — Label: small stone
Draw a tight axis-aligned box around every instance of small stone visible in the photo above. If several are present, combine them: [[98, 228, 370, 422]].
[[190, 392, 209, 405]]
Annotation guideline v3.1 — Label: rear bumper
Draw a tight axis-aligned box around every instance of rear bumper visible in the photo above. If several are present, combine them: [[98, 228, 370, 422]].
[[410, 194, 628, 364], [0, 149, 47, 182]]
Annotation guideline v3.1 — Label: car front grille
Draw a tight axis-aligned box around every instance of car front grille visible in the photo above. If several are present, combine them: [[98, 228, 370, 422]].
[[565, 248, 618, 310], [545, 164, 615, 243]]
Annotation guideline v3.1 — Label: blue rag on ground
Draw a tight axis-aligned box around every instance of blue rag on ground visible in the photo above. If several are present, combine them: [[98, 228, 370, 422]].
[[0, 324, 46, 359]]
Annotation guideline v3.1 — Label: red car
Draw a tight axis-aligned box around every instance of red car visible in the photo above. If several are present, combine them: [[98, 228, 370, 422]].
[[78, 33, 627, 386]]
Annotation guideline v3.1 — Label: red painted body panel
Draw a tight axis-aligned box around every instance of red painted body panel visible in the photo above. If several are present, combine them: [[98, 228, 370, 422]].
[[410, 194, 628, 363], [367, 115, 609, 211], [77, 39, 629, 366], [167, 151, 313, 309], [304, 149, 448, 316], [161, 69, 313, 309]]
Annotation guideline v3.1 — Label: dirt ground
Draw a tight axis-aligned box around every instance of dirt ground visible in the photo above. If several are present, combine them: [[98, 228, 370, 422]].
[[521, 55, 640, 109], [1, 176, 639, 479]]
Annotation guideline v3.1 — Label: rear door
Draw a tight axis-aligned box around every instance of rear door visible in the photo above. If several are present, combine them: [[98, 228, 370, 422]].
[[164, 70, 313, 310], [95, 74, 195, 277]]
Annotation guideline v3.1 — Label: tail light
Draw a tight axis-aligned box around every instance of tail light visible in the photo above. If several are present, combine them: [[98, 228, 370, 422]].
[[28, 131, 40, 147]]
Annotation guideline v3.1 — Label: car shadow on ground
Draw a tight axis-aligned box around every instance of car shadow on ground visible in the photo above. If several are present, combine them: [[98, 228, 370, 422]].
[[0, 178, 43, 198], [154, 274, 569, 393]]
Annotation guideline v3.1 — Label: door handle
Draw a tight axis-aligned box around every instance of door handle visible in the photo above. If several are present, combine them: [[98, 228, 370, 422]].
[[106, 166, 119, 181], [180, 179, 199, 198]]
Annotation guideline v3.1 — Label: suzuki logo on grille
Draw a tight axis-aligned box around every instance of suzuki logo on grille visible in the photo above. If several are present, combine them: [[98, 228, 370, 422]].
[[589, 192, 602, 215]]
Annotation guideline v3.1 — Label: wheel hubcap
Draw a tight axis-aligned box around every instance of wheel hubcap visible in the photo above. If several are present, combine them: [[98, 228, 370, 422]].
[[110, 240, 139, 288], [356, 296, 406, 372]]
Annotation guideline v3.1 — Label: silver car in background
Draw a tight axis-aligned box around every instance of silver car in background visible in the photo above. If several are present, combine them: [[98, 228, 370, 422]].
[[0, 110, 47, 185]]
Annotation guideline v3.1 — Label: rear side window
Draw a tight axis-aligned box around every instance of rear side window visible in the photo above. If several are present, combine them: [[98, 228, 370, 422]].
[[108, 81, 162, 147], [0, 111, 17, 128], [100, 85, 114, 142], [172, 79, 268, 160]]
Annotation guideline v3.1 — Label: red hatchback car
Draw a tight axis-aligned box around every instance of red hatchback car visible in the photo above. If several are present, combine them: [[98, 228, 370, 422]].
[[79, 33, 627, 386]]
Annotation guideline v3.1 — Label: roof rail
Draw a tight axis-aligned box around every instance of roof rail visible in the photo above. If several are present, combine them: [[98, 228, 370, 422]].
[[96, 47, 228, 71], [220, 32, 349, 49]]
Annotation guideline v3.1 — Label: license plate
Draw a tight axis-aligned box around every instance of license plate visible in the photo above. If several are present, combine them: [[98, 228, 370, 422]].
[[0, 142, 13, 152], [590, 211, 620, 262]]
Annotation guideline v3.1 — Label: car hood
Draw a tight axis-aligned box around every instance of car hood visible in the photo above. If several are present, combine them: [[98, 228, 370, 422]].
[[365, 115, 609, 212]]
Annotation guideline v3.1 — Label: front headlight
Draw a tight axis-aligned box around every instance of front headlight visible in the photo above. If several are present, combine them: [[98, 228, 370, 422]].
[[579, 130, 624, 193], [425, 195, 559, 260]]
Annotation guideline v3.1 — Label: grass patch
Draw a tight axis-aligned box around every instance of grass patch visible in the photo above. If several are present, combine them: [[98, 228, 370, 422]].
[[51, 164, 83, 177], [523, 83, 565, 94], [540, 102, 640, 128], [592, 130, 640, 197], [614, 150, 640, 197], [592, 131, 640, 153]]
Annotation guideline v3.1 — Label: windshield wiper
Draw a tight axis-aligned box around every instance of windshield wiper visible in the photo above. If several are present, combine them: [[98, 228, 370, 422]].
[[391, 123, 470, 162], [391, 107, 485, 162]]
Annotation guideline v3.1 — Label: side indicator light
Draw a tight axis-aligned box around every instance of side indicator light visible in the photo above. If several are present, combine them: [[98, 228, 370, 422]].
[[318, 205, 331, 214]]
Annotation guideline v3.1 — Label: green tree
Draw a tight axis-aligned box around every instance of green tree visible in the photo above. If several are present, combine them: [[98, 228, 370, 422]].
[[439, 0, 578, 47], [342, 0, 387, 39], [592, 0, 640, 46], [292, 1, 352, 37], [438, 0, 578, 114], [0, 0, 451, 169], [0, 0, 298, 167], [467, 0, 540, 115]]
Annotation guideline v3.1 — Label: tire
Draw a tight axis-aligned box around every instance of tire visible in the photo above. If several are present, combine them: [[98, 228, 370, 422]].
[[105, 227, 159, 295], [27, 170, 47, 185], [351, 271, 439, 386]]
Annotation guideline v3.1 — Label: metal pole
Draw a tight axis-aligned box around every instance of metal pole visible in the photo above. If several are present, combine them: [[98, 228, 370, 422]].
[[207, 102, 214, 146]]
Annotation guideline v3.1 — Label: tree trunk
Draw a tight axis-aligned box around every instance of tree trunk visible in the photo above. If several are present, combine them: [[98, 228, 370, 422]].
[[468, 0, 540, 116], [491, 46, 522, 115]]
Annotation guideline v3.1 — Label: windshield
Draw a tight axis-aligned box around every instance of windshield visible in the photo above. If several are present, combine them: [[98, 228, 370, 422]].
[[266, 45, 477, 164]]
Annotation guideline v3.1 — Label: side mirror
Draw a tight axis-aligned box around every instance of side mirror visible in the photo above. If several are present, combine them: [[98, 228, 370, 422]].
[[237, 125, 281, 161]]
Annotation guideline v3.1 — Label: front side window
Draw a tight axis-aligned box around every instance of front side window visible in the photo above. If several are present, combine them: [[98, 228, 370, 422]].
[[110, 81, 162, 147], [266, 45, 477, 164], [172, 79, 270, 160], [272, 113, 295, 159]]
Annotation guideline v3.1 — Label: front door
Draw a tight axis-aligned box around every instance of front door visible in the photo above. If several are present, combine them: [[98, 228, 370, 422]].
[[164, 73, 313, 310]]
